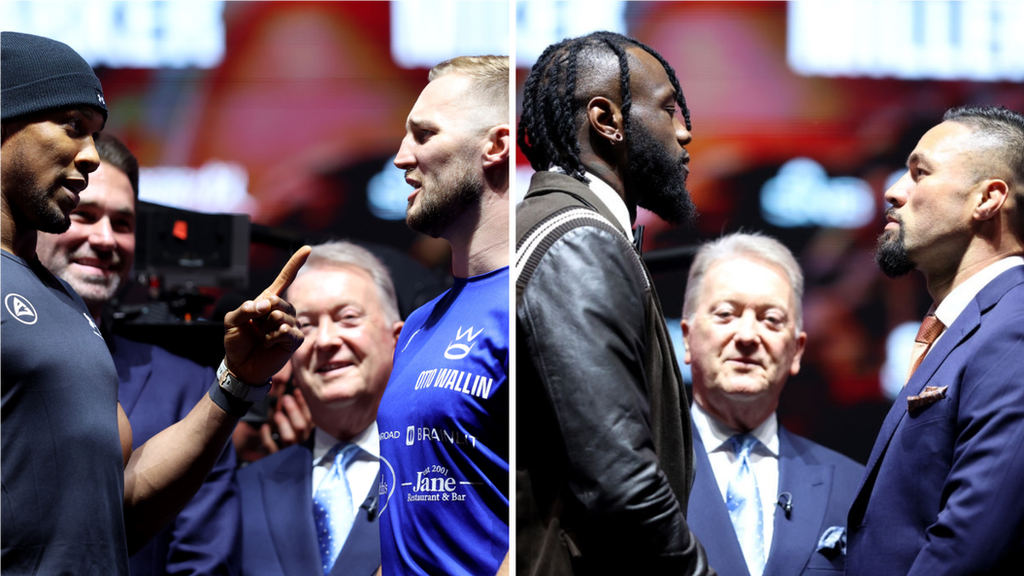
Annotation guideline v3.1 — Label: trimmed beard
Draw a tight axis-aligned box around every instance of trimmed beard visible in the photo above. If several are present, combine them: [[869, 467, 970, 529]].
[[875, 218, 915, 277], [5, 156, 73, 234], [405, 155, 484, 239], [28, 187, 73, 234], [625, 120, 696, 227]]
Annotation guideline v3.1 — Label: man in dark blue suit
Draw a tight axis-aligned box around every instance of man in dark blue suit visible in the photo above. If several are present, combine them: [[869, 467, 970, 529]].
[[847, 105, 1024, 574], [237, 242, 404, 576], [36, 133, 240, 575], [680, 232, 863, 576]]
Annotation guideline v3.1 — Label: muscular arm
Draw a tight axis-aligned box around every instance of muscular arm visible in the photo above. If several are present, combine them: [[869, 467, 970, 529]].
[[121, 394, 241, 553], [519, 226, 706, 570], [165, 422, 240, 575], [121, 247, 310, 554]]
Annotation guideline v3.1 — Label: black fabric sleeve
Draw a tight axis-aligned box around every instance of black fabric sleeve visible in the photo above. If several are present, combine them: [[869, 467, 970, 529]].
[[519, 224, 711, 573]]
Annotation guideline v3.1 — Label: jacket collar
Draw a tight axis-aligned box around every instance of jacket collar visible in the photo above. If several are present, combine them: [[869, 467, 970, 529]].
[[525, 171, 631, 242]]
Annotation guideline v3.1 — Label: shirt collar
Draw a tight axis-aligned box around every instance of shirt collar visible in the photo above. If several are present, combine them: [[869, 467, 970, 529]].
[[313, 421, 379, 466], [549, 167, 632, 237], [691, 401, 779, 457], [934, 256, 1024, 328]]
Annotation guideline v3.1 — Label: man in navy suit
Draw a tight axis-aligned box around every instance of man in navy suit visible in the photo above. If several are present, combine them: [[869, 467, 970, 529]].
[[36, 133, 240, 575], [237, 241, 404, 576], [846, 105, 1024, 574], [680, 232, 863, 576]]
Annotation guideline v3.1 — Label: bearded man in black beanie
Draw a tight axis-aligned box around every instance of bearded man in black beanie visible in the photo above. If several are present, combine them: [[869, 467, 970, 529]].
[[1, 32, 309, 574]]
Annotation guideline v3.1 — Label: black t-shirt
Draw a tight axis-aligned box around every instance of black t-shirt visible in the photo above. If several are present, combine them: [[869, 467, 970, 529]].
[[1, 250, 128, 575]]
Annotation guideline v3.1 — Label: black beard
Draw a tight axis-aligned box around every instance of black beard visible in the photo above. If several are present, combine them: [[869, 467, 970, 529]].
[[875, 222, 915, 278], [4, 154, 73, 234], [28, 187, 73, 234], [625, 120, 696, 227], [405, 163, 484, 239]]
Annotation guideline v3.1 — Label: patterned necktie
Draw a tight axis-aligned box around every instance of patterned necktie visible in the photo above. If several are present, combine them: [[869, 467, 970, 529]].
[[727, 434, 765, 576], [906, 314, 945, 384], [313, 443, 360, 575]]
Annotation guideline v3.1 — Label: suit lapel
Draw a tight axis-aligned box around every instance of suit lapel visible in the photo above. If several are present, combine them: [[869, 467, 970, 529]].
[[328, 471, 382, 576], [764, 428, 830, 576], [851, 266, 1024, 519], [859, 315, 964, 474], [111, 337, 153, 417], [262, 443, 323, 576], [689, 427, 751, 576]]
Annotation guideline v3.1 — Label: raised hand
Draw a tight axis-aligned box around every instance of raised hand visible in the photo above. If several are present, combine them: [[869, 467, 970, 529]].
[[223, 246, 312, 384]]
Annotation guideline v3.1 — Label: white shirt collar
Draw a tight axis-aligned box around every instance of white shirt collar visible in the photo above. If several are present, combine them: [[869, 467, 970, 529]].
[[691, 401, 780, 457], [312, 421, 379, 466], [549, 167, 632, 237], [934, 256, 1024, 329]]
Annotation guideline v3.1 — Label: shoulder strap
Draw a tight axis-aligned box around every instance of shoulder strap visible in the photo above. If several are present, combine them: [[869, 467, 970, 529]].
[[515, 204, 648, 293]]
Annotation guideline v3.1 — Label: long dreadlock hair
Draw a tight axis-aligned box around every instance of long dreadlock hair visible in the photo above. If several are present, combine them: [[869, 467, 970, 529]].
[[518, 31, 691, 184]]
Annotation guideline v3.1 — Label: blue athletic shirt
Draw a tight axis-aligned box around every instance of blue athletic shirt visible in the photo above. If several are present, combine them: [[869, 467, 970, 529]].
[[1, 250, 128, 575], [377, 266, 509, 576]]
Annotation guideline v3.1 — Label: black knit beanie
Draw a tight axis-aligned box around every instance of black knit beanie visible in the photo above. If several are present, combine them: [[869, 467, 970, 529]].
[[1, 31, 107, 124]]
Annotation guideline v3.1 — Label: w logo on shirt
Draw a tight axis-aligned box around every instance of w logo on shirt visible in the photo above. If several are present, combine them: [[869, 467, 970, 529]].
[[5, 293, 38, 325], [444, 326, 483, 360]]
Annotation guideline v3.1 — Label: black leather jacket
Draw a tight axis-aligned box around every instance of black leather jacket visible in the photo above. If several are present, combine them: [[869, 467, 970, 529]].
[[515, 171, 713, 575]]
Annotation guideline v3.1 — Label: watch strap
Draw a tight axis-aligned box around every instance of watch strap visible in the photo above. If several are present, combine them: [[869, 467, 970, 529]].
[[216, 359, 272, 403]]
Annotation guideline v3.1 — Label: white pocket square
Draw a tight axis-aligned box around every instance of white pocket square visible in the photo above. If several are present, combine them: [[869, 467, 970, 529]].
[[816, 526, 846, 557]]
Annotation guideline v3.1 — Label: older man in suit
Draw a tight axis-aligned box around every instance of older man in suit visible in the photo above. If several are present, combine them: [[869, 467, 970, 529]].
[[847, 105, 1024, 574], [35, 132, 240, 576], [680, 232, 863, 576], [237, 241, 403, 576]]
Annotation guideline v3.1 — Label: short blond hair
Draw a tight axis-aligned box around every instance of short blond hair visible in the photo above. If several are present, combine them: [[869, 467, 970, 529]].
[[429, 55, 508, 122]]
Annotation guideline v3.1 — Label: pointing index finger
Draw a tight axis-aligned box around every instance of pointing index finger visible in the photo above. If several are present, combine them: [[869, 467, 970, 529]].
[[261, 245, 311, 298]]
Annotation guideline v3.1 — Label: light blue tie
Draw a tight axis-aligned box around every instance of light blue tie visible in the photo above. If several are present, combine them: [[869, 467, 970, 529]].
[[313, 443, 360, 575], [727, 434, 766, 576]]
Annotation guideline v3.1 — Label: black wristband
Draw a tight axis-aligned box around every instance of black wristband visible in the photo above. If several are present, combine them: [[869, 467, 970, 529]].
[[208, 381, 254, 418]]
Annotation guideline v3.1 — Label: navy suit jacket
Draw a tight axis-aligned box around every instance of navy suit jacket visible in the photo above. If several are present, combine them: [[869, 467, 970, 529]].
[[846, 265, 1024, 574], [238, 437, 381, 576], [688, 424, 862, 576], [111, 334, 241, 576]]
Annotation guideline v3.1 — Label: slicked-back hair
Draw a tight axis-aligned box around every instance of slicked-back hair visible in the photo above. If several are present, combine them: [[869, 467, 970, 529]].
[[944, 105, 1024, 187], [682, 232, 804, 331], [518, 31, 690, 183], [429, 55, 509, 126], [292, 241, 401, 325], [94, 132, 139, 198]]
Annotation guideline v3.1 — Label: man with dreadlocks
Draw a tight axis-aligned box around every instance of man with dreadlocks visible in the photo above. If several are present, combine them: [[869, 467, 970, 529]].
[[515, 31, 713, 575]]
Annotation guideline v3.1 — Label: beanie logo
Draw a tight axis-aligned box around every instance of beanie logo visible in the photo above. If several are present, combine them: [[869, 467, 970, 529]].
[[97, 91, 106, 106]]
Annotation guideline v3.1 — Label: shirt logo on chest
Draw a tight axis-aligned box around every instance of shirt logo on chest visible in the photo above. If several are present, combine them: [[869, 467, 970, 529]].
[[83, 313, 103, 338], [444, 326, 483, 360], [5, 293, 38, 325]]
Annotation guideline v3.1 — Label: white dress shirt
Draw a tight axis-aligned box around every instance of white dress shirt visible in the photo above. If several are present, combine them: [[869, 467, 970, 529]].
[[691, 402, 780, 558], [930, 256, 1024, 353], [550, 167, 632, 237], [312, 422, 380, 506]]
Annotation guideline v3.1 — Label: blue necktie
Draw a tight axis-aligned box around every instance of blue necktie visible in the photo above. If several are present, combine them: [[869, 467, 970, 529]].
[[727, 434, 766, 576], [313, 443, 360, 575]]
